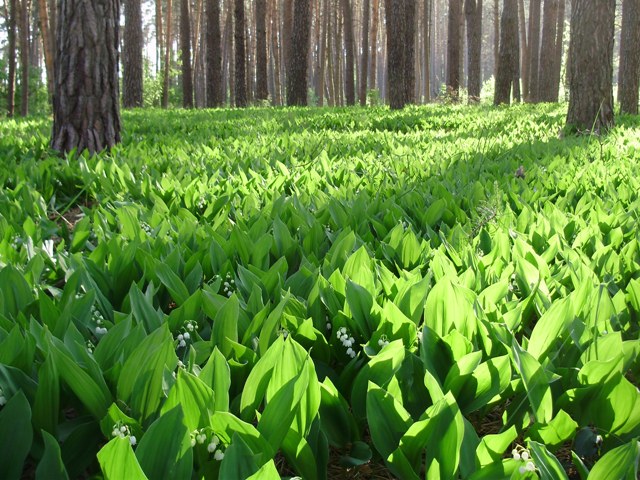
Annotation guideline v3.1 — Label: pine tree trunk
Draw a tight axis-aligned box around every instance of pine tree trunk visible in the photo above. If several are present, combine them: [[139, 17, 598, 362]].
[[123, 0, 143, 108], [162, 0, 173, 108], [18, 0, 30, 116], [206, 0, 222, 107], [538, 0, 558, 102], [403, 0, 415, 104], [494, 0, 519, 105], [566, 0, 615, 132], [493, 0, 499, 77], [255, 0, 268, 101], [465, 0, 482, 102], [271, 0, 283, 105], [518, 0, 528, 100], [619, 0, 640, 114], [549, 0, 564, 101], [180, 0, 193, 108], [341, 0, 355, 105], [286, 0, 311, 105], [37, 0, 54, 100], [156, 0, 163, 75], [359, 0, 369, 105], [369, 0, 378, 89], [527, 0, 541, 102], [385, 0, 405, 109], [51, 0, 121, 154], [282, 0, 294, 86], [7, 0, 17, 117], [446, 0, 461, 99], [234, 0, 247, 106], [423, 0, 431, 102]]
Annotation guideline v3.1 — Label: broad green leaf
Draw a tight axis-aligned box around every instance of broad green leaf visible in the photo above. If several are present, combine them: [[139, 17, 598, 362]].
[[219, 433, 261, 480], [476, 425, 518, 467], [528, 441, 569, 480], [0, 390, 33, 480], [587, 440, 639, 480], [36, 430, 70, 480], [98, 437, 148, 480], [511, 339, 553, 423], [366, 382, 412, 459], [135, 406, 192, 480], [162, 370, 215, 432]]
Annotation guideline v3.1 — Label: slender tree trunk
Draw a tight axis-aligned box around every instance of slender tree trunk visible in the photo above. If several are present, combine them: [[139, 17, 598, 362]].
[[7, 0, 17, 117], [403, 0, 415, 104], [286, 0, 311, 105], [18, 0, 30, 116], [341, 0, 355, 105], [51, 0, 121, 154], [37, 0, 54, 100], [423, 0, 431, 102], [162, 0, 173, 108], [465, 0, 482, 102], [369, 0, 379, 89], [619, 0, 640, 114], [566, 0, 615, 132], [234, 0, 247, 106], [317, 0, 327, 106], [527, 0, 541, 102], [271, 0, 282, 105], [550, 0, 564, 101], [385, 0, 406, 109], [180, 0, 193, 107], [494, 0, 519, 105], [518, 0, 528, 100], [493, 0, 499, 77], [358, 0, 370, 105], [206, 0, 222, 107], [123, 0, 143, 108], [446, 0, 461, 99], [156, 0, 163, 75], [255, 0, 268, 101], [538, 0, 558, 102], [282, 0, 294, 88]]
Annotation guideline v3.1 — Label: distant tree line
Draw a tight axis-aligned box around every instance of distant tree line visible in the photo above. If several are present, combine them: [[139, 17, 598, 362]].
[[0, 0, 637, 152]]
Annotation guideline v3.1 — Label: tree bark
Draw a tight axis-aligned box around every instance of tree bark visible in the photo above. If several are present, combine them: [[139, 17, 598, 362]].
[[446, 0, 461, 99], [51, 0, 121, 154], [37, 0, 54, 100], [619, 0, 640, 114], [369, 0, 379, 89], [550, 0, 564, 101], [123, 0, 143, 108], [385, 0, 405, 109], [7, 0, 17, 117], [282, 0, 294, 87], [233, 0, 247, 106], [18, 0, 30, 116], [403, 0, 415, 104], [493, 0, 499, 77], [494, 0, 519, 105], [359, 0, 370, 105], [423, 0, 431, 102], [527, 0, 541, 102], [180, 0, 193, 108], [566, 0, 615, 132], [538, 0, 558, 102], [286, 0, 311, 105], [465, 0, 482, 102], [156, 0, 163, 75], [341, 0, 355, 105], [518, 0, 528, 100], [255, 0, 268, 101], [162, 0, 173, 108], [206, 0, 222, 107]]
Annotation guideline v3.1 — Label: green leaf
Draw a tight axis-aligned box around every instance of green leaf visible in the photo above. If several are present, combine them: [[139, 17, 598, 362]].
[[219, 433, 261, 480], [587, 440, 639, 480], [0, 390, 33, 480], [245, 459, 280, 480], [200, 347, 231, 412], [511, 339, 553, 423], [528, 410, 578, 450], [135, 406, 192, 480], [98, 437, 148, 480], [161, 370, 215, 432], [366, 382, 412, 459], [476, 426, 518, 467], [36, 431, 70, 480], [155, 262, 190, 306], [528, 440, 570, 480]]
